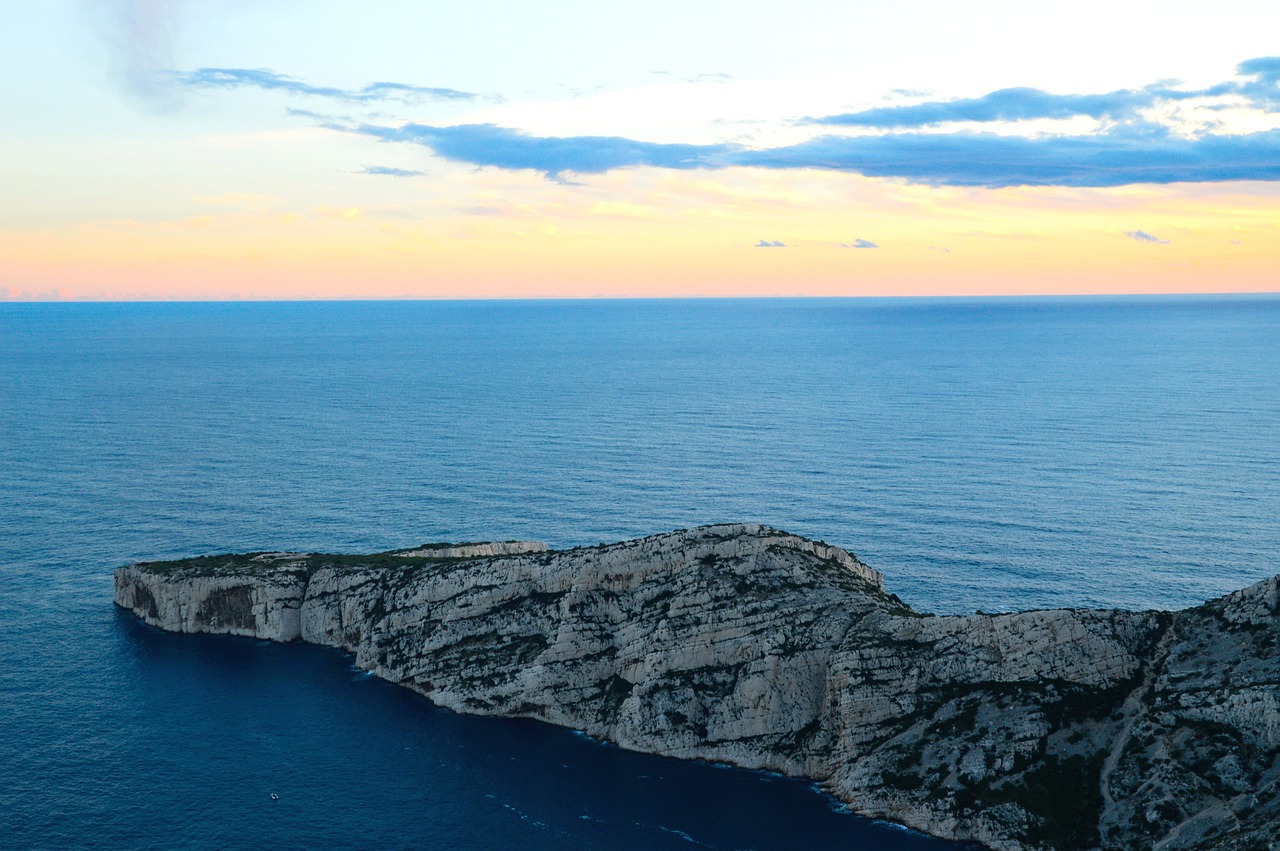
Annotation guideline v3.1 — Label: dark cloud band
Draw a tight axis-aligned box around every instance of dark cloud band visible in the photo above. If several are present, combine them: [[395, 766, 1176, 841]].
[[728, 126, 1280, 187], [356, 121, 1280, 188], [361, 123, 728, 177]]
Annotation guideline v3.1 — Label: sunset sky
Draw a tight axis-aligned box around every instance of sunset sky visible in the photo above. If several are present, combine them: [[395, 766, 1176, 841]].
[[3, 0, 1279, 300]]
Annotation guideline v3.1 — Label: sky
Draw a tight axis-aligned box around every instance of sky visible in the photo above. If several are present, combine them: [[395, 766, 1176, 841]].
[[2, 0, 1279, 300]]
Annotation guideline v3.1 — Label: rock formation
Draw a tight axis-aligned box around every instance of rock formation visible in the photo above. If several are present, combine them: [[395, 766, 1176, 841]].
[[114, 524, 1280, 850]]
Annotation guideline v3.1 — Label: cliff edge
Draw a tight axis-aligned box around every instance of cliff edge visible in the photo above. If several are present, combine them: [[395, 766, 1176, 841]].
[[115, 524, 1280, 850]]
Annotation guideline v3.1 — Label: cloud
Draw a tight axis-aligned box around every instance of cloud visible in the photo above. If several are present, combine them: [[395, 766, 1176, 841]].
[[326, 54, 1280, 188], [89, 5, 473, 110], [651, 70, 734, 83], [90, 0, 186, 108], [359, 122, 732, 178], [285, 107, 339, 121], [356, 118, 1280, 187], [179, 68, 476, 102], [1, 286, 65, 301], [361, 166, 425, 177], [841, 238, 878, 248], [1239, 56, 1280, 83], [754, 239, 785, 247], [809, 87, 1160, 128], [728, 125, 1280, 187], [807, 55, 1280, 129], [1125, 230, 1170, 244], [1236, 56, 1280, 105]]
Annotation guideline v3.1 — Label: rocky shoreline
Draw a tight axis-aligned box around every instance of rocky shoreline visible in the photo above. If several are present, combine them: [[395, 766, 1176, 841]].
[[115, 524, 1280, 850]]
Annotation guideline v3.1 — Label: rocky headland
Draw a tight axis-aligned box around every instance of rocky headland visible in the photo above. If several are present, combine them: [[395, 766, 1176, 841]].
[[115, 524, 1280, 850]]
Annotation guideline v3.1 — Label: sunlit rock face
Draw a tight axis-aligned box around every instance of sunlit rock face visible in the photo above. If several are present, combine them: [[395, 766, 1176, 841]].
[[116, 525, 1280, 851]]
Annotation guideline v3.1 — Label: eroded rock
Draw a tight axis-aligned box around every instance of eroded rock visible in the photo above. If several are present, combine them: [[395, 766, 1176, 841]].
[[114, 524, 1280, 850]]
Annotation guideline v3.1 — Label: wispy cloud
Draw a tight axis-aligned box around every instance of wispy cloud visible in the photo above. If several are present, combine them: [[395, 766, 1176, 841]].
[[361, 166, 425, 177], [754, 239, 785, 247], [1126, 230, 1170, 244], [650, 70, 734, 83], [285, 107, 335, 121], [841, 238, 878, 248], [88, 3, 473, 110], [179, 68, 476, 102], [90, 0, 186, 108], [806, 56, 1280, 129], [808, 87, 1161, 128]]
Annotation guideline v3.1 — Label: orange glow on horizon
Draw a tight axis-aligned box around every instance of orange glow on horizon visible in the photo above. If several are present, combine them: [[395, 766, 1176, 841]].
[[3, 170, 1277, 301]]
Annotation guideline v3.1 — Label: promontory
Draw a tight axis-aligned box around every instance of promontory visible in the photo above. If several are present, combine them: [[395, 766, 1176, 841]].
[[114, 524, 1280, 850]]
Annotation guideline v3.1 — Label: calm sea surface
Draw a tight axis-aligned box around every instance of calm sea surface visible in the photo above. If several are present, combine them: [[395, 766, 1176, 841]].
[[2, 296, 1278, 849]]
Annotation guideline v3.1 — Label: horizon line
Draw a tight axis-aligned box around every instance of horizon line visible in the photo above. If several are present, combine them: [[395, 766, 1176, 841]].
[[3, 290, 1279, 306]]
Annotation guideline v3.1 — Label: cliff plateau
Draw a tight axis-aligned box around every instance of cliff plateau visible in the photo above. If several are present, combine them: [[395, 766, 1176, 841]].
[[114, 524, 1280, 851]]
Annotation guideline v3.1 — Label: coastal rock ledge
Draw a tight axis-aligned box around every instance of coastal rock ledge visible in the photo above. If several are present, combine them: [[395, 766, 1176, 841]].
[[115, 524, 1280, 851]]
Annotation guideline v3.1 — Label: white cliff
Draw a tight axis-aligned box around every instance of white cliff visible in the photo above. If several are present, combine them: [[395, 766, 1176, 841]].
[[114, 524, 1280, 851]]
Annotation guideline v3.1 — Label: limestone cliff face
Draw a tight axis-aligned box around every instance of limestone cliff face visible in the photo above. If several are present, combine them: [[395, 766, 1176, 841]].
[[391, 541, 548, 559], [114, 525, 1280, 851]]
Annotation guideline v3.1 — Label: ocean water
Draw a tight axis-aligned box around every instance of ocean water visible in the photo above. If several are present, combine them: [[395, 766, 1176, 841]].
[[2, 296, 1278, 849]]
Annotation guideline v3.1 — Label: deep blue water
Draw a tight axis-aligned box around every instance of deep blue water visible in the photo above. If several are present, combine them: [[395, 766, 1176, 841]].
[[2, 296, 1278, 849]]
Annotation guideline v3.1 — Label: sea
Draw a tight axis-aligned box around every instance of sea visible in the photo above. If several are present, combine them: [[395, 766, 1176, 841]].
[[2, 295, 1277, 849]]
